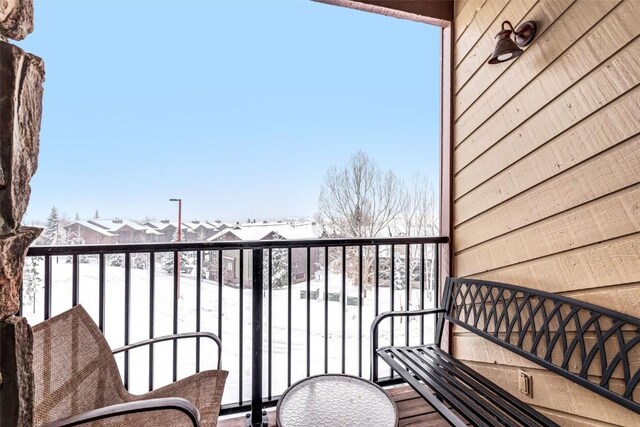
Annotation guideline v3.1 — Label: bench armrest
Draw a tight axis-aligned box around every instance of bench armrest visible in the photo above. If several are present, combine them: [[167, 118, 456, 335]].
[[370, 308, 447, 381], [43, 397, 200, 427], [112, 332, 222, 370]]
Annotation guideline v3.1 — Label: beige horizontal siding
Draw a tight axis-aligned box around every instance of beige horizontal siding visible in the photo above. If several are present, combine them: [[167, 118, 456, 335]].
[[452, 0, 640, 423], [454, 85, 640, 228], [456, 0, 628, 146], [455, 134, 640, 249], [455, 0, 573, 101], [464, 361, 640, 425]]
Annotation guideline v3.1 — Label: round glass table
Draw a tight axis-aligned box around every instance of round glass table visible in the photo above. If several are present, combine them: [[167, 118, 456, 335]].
[[276, 374, 398, 427]]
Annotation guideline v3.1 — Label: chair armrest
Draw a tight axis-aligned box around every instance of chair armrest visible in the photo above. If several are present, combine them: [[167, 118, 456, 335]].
[[370, 308, 447, 381], [42, 397, 200, 427], [112, 332, 222, 370]]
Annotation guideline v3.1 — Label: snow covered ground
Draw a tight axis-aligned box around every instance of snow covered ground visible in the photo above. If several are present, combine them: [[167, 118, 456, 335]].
[[21, 257, 436, 406]]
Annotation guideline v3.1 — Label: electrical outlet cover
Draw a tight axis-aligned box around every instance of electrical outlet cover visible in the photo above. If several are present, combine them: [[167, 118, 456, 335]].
[[518, 369, 533, 398]]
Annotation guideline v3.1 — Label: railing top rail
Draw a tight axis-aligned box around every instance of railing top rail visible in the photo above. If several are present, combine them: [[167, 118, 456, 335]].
[[27, 236, 449, 255]]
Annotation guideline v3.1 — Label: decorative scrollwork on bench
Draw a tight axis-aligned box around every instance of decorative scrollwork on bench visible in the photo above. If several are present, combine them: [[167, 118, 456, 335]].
[[444, 278, 640, 413]]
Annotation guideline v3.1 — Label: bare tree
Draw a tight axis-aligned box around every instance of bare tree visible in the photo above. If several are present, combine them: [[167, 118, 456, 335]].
[[316, 152, 438, 298], [395, 174, 438, 238], [316, 151, 406, 238], [393, 174, 438, 307]]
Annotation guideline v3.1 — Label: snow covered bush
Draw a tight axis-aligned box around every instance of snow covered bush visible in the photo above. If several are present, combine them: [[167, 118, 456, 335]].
[[133, 253, 150, 270], [109, 254, 125, 267]]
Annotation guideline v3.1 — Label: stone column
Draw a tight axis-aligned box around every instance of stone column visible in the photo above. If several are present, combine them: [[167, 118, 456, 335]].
[[0, 0, 44, 425]]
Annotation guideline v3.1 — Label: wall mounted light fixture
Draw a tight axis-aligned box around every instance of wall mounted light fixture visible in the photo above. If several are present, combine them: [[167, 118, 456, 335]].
[[488, 20, 537, 64]]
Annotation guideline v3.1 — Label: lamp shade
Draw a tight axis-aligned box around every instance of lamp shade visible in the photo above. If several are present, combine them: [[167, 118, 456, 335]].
[[488, 29, 523, 64]]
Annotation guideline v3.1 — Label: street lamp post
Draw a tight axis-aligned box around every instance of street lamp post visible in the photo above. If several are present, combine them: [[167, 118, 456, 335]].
[[169, 198, 182, 297]]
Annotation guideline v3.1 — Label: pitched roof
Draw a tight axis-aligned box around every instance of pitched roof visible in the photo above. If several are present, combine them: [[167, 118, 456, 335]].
[[144, 221, 190, 231], [64, 220, 116, 237], [207, 222, 320, 242], [88, 219, 148, 232], [185, 221, 218, 230]]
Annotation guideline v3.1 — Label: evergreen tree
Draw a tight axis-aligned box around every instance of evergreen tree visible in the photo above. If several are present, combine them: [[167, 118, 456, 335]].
[[263, 248, 288, 289], [43, 207, 61, 245], [162, 252, 190, 273], [23, 257, 42, 313], [162, 230, 190, 273]]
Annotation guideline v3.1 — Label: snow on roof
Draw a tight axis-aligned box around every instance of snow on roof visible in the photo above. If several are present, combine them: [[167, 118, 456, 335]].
[[207, 222, 320, 242], [88, 219, 148, 232], [210, 220, 234, 228], [207, 228, 262, 241], [145, 221, 173, 230], [274, 223, 320, 240], [144, 228, 163, 235], [186, 221, 217, 230], [64, 220, 116, 237], [144, 221, 192, 231]]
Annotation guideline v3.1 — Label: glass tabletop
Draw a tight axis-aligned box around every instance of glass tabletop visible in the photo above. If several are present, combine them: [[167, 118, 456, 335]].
[[276, 374, 398, 427]]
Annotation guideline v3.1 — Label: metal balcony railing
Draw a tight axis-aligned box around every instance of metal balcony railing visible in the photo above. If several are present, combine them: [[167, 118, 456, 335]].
[[23, 236, 448, 424]]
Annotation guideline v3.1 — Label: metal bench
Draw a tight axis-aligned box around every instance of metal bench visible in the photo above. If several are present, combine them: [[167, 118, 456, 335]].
[[371, 277, 640, 426]]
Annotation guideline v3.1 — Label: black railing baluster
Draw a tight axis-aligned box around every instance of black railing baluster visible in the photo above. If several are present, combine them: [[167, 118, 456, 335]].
[[405, 243, 410, 346], [287, 248, 292, 387], [72, 254, 79, 306], [374, 245, 379, 380], [250, 249, 264, 427], [341, 245, 346, 374], [390, 245, 395, 379], [390, 245, 395, 346], [218, 250, 223, 341], [358, 245, 363, 378], [149, 252, 155, 392], [124, 252, 131, 389], [324, 246, 329, 374], [420, 244, 425, 345], [44, 255, 51, 320], [306, 246, 311, 378], [374, 245, 379, 317], [238, 249, 244, 405], [268, 248, 273, 400], [173, 251, 179, 383], [98, 253, 105, 332], [196, 250, 202, 373]]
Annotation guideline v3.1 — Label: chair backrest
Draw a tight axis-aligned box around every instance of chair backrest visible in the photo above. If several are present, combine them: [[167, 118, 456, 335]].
[[441, 277, 640, 414], [32, 305, 128, 425]]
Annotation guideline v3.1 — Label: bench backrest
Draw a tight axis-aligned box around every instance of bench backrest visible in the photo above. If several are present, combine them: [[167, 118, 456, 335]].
[[441, 277, 640, 414]]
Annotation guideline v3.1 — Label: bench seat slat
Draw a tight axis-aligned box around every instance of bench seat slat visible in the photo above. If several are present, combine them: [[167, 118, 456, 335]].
[[379, 346, 560, 427], [380, 349, 471, 427], [393, 348, 518, 427], [424, 347, 555, 426], [417, 347, 543, 426]]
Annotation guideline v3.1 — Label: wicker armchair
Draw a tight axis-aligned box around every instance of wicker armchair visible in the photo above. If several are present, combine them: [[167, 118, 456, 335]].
[[32, 305, 228, 426]]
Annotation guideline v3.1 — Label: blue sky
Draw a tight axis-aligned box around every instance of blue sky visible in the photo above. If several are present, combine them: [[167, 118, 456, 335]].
[[19, 0, 441, 223]]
